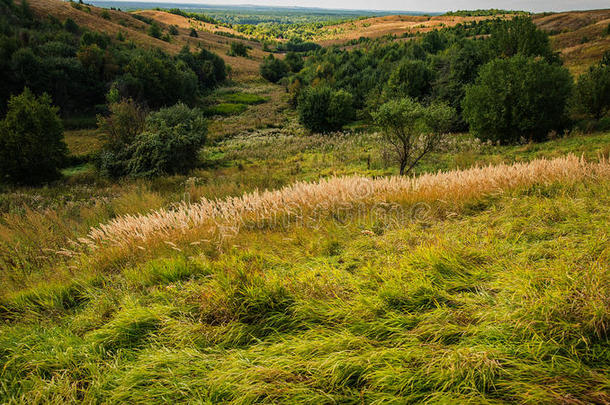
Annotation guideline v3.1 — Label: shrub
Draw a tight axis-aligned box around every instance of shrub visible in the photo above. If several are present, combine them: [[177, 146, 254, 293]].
[[462, 55, 572, 143], [63, 18, 79, 33], [572, 64, 610, 120], [0, 88, 67, 185], [373, 98, 455, 175], [260, 54, 289, 83], [189, 28, 198, 38], [228, 42, 248, 57], [298, 86, 354, 133], [126, 103, 207, 177], [148, 22, 162, 39], [100, 10, 110, 20], [169, 25, 178, 35]]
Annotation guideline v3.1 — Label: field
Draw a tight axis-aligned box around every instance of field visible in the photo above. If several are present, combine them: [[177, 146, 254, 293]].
[[1, 1, 610, 403], [2, 106, 610, 400]]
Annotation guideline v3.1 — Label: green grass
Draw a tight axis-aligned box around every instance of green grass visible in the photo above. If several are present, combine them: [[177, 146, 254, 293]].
[[1, 129, 609, 403], [204, 102, 248, 116], [221, 92, 267, 105], [0, 179, 608, 402]]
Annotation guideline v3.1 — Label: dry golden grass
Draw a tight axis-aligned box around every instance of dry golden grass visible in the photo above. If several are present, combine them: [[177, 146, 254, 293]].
[[533, 9, 610, 74], [133, 10, 269, 80], [79, 155, 610, 251], [28, 0, 181, 53]]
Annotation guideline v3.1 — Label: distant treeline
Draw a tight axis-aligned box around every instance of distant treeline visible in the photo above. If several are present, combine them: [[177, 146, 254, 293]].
[[444, 9, 529, 17]]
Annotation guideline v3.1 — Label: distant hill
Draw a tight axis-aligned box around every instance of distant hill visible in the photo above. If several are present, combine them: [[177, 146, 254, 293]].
[[298, 9, 610, 74]]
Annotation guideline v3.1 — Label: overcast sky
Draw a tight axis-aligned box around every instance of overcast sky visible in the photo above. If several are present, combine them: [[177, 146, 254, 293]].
[[111, 0, 610, 13]]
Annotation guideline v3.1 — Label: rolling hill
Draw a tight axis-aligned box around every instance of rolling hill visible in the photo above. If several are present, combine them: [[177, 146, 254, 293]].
[[26, 0, 271, 80]]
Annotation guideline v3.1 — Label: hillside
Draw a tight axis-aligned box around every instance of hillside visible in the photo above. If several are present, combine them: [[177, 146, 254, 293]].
[[315, 14, 506, 45], [26, 0, 270, 80], [299, 9, 610, 73], [534, 9, 610, 74]]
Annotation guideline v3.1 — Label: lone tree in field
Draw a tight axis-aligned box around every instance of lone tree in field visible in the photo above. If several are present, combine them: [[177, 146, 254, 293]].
[[0, 88, 67, 185], [374, 98, 455, 175]]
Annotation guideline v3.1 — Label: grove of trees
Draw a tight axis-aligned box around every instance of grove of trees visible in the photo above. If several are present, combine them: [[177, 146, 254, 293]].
[[0, 0, 227, 117]]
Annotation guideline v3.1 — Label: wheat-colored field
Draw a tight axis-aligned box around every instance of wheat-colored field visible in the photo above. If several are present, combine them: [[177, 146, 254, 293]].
[[80, 155, 610, 250]]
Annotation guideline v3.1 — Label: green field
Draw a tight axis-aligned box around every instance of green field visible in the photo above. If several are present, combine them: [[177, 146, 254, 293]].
[[1, 122, 609, 402]]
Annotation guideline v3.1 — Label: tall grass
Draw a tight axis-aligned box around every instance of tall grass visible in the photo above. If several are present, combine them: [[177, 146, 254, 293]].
[[81, 155, 610, 250]]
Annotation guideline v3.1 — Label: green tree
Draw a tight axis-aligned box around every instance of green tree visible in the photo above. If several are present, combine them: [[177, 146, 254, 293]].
[[260, 54, 289, 83], [572, 64, 610, 120], [385, 59, 434, 100], [189, 28, 198, 38], [463, 55, 573, 143], [169, 25, 179, 35], [297, 86, 354, 133], [489, 16, 558, 63], [373, 98, 455, 175], [284, 52, 303, 73], [127, 103, 207, 177], [148, 22, 162, 39], [0, 88, 67, 184], [97, 98, 147, 152], [228, 42, 248, 57], [63, 17, 79, 33]]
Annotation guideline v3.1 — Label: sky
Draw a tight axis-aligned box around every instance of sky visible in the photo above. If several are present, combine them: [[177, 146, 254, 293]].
[[105, 0, 610, 13]]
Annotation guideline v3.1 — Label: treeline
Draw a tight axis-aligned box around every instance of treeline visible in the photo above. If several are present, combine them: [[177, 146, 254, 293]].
[[0, 0, 227, 117], [270, 16, 609, 142], [161, 8, 220, 25], [444, 9, 528, 17]]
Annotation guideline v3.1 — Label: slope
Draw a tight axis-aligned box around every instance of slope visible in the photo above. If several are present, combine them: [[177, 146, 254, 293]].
[[26, 0, 270, 80]]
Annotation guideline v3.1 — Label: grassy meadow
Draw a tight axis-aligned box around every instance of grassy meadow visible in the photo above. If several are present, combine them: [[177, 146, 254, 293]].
[[1, 80, 609, 402], [2, 2, 610, 401]]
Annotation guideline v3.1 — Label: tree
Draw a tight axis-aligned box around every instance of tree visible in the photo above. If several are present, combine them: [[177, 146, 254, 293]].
[[63, 18, 79, 33], [169, 25, 179, 35], [228, 42, 248, 57], [0, 88, 67, 184], [298, 86, 354, 133], [284, 52, 303, 73], [385, 59, 434, 100], [572, 64, 610, 120], [260, 54, 289, 83], [189, 28, 198, 38], [97, 98, 147, 152], [126, 103, 207, 177], [148, 22, 162, 39], [488, 16, 558, 63], [374, 98, 454, 175], [462, 55, 573, 144]]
